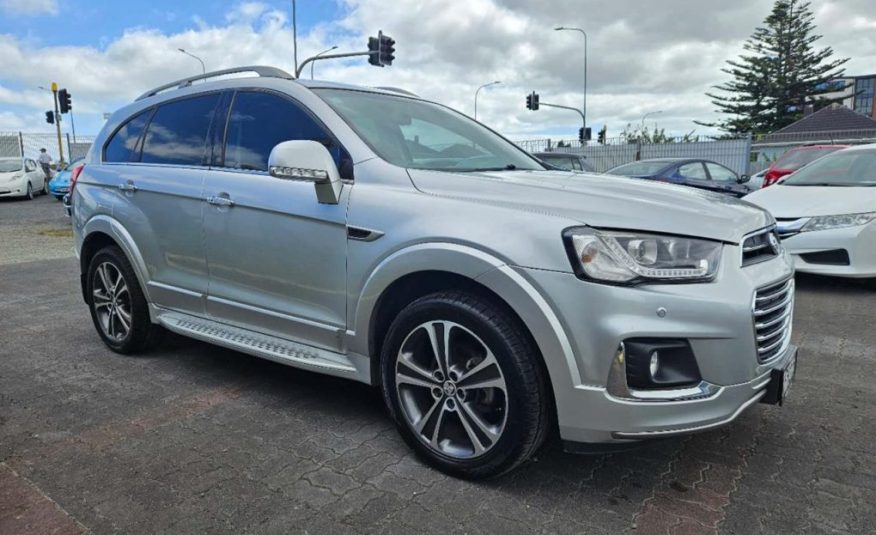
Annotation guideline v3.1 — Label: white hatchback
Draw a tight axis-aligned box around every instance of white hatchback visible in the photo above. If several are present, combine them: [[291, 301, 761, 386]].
[[745, 144, 876, 278], [0, 157, 47, 200]]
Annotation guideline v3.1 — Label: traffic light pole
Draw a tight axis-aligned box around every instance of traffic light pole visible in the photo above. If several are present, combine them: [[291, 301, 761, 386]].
[[539, 101, 586, 129], [295, 51, 374, 79], [51, 82, 65, 166]]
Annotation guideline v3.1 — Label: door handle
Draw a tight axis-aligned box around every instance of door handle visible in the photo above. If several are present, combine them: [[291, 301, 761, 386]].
[[206, 195, 235, 207], [118, 182, 137, 192]]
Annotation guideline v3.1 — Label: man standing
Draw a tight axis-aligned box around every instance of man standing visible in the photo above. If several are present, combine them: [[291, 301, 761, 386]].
[[38, 148, 52, 180]]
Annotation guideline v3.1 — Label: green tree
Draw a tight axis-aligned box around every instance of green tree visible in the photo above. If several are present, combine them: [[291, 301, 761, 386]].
[[698, 0, 850, 134]]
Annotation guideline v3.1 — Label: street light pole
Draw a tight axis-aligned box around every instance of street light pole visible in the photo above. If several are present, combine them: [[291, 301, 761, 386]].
[[311, 46, 339, 79], [178, 48, 206, 75], [640, 110, 663, 129], [555, 27, 588, 131], [474, 81, 501, 120]]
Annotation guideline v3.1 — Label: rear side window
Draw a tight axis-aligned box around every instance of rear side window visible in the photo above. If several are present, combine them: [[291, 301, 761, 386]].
[[104, 110, 150, 163], [141, 93, 221, 166], [223, 90, 350, 174]]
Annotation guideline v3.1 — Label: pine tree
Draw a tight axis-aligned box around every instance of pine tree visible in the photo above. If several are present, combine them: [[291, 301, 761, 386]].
[[698, 0, 850, 134]]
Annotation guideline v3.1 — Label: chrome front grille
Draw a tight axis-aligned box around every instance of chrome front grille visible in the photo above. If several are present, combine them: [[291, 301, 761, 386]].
[[741, 228, 781, 266], [753, 278, 794, 362]]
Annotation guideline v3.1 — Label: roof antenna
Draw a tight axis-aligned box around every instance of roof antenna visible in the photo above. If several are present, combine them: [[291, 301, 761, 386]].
[[292, 0, 298, 74]]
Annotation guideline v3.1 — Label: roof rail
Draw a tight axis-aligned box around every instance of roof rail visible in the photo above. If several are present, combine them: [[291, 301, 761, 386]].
[[136, 65, 294, 101], [372, 86, 419, 97]]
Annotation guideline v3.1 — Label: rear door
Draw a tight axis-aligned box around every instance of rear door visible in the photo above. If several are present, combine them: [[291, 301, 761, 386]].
[[98, 93, 222, 315], [25, 159, 43, 190], [202, 89, 350, 351]]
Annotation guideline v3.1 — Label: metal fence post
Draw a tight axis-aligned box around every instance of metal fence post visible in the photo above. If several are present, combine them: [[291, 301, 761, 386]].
[[743, 132, 753, 175], [18, 132, 24, 158], [66, 133, 71, 161]]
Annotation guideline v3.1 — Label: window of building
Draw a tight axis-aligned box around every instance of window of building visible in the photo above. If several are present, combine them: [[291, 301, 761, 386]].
[[854, 78, 874, 117]]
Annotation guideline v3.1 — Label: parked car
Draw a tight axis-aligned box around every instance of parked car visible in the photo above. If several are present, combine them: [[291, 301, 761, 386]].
[[48, 157, 85, 200], [748, 168, 768, 190], [761, 145, 848, 187], [533, 152, 595, 172], [606, 158, 752, 197], [745, 144, 876, 278], [0, 156, 47, 200], [70, 66, 797, 479]]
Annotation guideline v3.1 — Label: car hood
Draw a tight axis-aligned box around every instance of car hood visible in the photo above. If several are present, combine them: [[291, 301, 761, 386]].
[[407, 169, 771, 243], [0, 171, 24, 181], [744, 184, 876, 217]]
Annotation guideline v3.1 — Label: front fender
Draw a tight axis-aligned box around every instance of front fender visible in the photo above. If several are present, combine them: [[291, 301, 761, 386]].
[[348, 242, 582, 405]]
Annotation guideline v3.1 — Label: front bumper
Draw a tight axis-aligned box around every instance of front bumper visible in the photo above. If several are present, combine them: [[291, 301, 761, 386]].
[[782, 223, 876, 278], [515, 246, 796, 444]]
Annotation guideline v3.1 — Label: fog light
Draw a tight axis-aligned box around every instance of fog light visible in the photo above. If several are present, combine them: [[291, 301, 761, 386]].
[[649, 351, 660, 377], [623, 338, 701, 389]]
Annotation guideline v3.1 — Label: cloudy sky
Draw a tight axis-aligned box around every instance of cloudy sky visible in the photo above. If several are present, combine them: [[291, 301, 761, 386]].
[[0, 0, 874, 141]]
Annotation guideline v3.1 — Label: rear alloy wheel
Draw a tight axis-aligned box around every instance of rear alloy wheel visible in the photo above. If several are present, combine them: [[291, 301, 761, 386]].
[[86, 246, 162, 354], [381, 292, 550, 479]]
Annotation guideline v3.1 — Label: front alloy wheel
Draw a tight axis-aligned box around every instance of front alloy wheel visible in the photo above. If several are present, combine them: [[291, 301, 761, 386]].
[[381, 292, 550, 479], [395, 320, 508, 459]]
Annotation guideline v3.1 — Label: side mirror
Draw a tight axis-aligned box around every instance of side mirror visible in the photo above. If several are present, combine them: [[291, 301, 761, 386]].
[[268, 140, 343, 204], [737, 174, 751, 184]]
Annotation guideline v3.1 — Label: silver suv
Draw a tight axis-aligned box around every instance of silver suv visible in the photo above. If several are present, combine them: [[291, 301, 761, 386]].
[[70, 66, 797, 479]]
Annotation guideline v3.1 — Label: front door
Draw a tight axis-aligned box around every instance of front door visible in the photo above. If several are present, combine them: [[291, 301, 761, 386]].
[[203, 89, 351, 351]]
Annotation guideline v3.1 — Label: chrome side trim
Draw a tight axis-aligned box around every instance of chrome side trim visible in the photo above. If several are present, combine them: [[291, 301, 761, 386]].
[[611, 389, 766, 438]]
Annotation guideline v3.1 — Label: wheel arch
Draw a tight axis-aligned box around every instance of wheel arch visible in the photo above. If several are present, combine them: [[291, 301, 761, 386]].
[[79, 215, 152, 306]]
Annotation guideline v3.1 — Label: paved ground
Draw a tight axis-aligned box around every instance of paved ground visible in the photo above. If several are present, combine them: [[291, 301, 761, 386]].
[[0, 194, 73, 265], [1, 196, 875, 534]]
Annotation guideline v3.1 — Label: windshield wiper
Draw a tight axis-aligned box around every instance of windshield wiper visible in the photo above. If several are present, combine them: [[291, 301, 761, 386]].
[[462, 164, 522, 172]]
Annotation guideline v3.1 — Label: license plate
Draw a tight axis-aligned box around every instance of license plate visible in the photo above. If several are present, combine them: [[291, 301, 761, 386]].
[[761, 349, 797, 406]]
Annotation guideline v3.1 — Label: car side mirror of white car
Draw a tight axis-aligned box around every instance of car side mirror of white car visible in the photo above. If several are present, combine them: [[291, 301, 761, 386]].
[[268, 140, 343, 205]]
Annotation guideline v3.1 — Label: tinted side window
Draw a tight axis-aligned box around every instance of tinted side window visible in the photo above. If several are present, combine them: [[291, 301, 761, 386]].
[[570, 158, 582, 171], [706, 163, 736, 181], [224, 91, 350, 174], [141, 94, 221, 166], [104, 110, 150, 163], [676, 162, 707, 179]]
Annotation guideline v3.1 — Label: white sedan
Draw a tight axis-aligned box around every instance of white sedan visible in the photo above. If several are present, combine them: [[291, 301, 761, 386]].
[[0, 157, 47, 200], [745, 144, 876, 278]]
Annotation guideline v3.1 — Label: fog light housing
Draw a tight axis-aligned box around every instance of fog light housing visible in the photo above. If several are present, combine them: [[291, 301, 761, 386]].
[[624, 339, 701, 389]]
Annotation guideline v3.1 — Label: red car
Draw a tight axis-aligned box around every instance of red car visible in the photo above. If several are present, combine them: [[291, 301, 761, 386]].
[[762, 145, 849, 187]]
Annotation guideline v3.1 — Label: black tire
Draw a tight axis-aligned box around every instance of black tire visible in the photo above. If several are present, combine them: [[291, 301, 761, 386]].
[[25, 182, 33, 200], [380, 291, 550, 479], [41, 181, 48, 195], [86, 245, 162, 354]]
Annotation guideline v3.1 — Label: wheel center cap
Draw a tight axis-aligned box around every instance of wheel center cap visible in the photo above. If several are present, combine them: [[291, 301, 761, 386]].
[[442, 381, 457, 397]]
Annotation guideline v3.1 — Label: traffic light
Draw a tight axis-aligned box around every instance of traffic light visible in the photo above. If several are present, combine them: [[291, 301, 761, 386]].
[[368, 36, 380, 66], [368, 31, 396, 67], [378, 31, 395, 66], [58, 89, 72, 114], [45, 111, 54, 124], [598, 126, 606, 144], [526, 91, 539, 110]]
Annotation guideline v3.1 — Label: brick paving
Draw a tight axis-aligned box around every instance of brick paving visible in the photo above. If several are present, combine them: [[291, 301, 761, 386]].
[[1, 198, 874, 533]]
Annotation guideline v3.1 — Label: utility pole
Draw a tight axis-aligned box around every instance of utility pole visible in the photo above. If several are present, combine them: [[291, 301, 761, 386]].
[[51, 82, 64, 166]]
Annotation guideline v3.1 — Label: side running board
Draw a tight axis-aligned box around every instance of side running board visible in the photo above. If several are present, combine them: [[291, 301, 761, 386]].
[[156, 311, 359, 379]]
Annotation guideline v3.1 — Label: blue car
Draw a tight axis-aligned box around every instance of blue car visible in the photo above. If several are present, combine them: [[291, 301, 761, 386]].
[[48, 158, 84, 200], [607, 158, 752, 197]]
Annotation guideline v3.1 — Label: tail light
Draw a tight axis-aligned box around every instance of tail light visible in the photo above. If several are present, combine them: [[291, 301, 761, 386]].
[[762, 169, 781, 187], [69, 164, 85, 194]]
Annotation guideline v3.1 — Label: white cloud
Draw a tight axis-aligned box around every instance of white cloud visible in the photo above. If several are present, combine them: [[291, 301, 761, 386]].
[[0, 0, 58, 16], [0, 0, 873, 140]]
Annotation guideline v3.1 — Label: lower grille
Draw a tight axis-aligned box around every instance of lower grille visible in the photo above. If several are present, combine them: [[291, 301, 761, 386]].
[[753, 278, 794, 362], [800, 249, 850, 266]]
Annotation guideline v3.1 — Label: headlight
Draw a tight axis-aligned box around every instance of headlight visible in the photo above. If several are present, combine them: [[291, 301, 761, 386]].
[[801, 212, 876, 232], [563, 228, 723, 284]]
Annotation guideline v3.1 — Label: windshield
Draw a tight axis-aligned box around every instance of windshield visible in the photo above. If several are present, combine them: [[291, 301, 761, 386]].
[[609, 161, 670, 176], [0, 160, 23, 173], [538, 154, 574, 170], [773, 147, 840, 170], [783, 149, 876, 187], [315, 89, 545, 172]]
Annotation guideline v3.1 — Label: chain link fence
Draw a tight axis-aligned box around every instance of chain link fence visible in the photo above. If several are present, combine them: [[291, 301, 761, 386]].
[[0, 132, 95, 164], [516, 135, 753, 175]]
